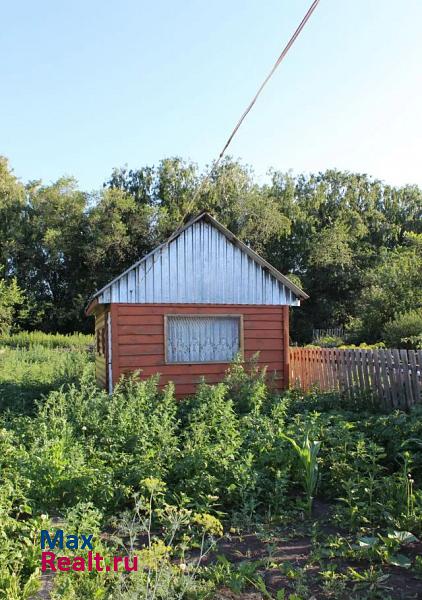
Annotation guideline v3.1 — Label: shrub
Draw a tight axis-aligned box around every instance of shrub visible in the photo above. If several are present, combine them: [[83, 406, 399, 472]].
[[172, 382, 241, 510], [2, 335, 422, 599], [97, 375, 179, 500], [23, 373, 180, 512], [0, 427, 43, 599], [223, 354, 269, 414], [229, 399, 291, 521], [382, 309, 422, 349], [314, 335, 344, 348]]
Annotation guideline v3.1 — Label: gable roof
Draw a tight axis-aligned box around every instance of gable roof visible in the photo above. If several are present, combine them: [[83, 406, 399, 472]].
[[86, 212, 308, 314]]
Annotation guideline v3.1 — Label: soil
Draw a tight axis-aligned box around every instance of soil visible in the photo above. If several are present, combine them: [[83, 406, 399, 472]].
[[203, 502, 422, 599], [209, 533, 422, 599], [33, 502, 422, 599]]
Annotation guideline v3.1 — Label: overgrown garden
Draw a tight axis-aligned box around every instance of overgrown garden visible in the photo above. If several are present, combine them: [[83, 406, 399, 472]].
[[1, 336, 421, 599]]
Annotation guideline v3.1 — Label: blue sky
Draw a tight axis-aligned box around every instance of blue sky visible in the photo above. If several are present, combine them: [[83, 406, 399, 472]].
[[1, 1, 421, 190]]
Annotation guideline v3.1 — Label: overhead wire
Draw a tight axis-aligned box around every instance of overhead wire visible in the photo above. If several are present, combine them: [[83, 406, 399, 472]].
[[178, 0, 321, 225], [101, 0, 322, 297]]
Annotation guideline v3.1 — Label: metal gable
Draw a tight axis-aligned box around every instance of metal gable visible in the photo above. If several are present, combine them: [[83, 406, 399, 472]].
[[89, 213, 307, 308]]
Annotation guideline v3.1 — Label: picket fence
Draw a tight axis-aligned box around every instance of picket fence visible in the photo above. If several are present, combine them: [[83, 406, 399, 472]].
[[289, 347, 422, 410], [312, 327, 344, 342]]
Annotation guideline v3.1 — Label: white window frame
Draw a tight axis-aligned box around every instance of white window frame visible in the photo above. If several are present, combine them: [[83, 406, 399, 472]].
[[164, 314, 244, 365]]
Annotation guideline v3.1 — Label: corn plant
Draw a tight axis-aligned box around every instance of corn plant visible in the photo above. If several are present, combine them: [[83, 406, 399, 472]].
[[281, 432, 321, 516], [400, 451, 415, 518]]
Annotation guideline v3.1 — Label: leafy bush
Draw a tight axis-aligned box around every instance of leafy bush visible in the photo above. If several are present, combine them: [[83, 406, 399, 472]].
[[0, 426, 43, 599], [306, 340, 386, 349], [313, 335, 344, 348], [18, 373, 179, 512], [5, 348, 422, 527], [382, 309, 422, 349], [223, 355, 269, 414], [338, 341, 386, 349], [173, 382, 241, 511], [349, 239, 422, 344]]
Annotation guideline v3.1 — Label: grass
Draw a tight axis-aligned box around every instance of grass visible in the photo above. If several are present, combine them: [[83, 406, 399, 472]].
[[0, 330, 93, 349], [0, 338, 93, 413]]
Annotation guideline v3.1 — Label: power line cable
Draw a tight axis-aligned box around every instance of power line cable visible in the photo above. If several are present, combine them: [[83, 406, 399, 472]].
[[114, 0, 321, 292], [214, 0, 320, 170], [179, 0, 321, 223]]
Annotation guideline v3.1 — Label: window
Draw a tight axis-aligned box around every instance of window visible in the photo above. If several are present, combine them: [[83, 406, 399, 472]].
[[165, 315, 242, 364]]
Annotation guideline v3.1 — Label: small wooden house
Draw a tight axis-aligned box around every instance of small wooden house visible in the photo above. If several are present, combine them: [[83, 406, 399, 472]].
[[86, 212, 308, 395]]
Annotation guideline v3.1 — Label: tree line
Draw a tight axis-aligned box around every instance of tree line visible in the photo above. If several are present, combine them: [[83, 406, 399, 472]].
[[0, 155, 421, 346]]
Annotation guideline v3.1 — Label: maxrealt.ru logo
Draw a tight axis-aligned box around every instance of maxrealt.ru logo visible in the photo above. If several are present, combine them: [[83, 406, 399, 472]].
[[41, 530, 138, 572]]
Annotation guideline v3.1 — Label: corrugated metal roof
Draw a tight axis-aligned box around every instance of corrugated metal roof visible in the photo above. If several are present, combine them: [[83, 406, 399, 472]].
[[90, 212, 308, 307]]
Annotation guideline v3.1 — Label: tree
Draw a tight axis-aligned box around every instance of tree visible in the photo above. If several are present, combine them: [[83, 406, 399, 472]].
[[87, 187, 157, 292], [0, 157, 26, 276], [104, 157, 291, 254], [266, 170, 422, 342], [0, 154, 420, 337], [382, 309, 422, 349], [14, 178, 91, 331], [105, 164, 155, 206], [198, 159, 290, 253], [347, 234, 422, 343], [0, 278, 26, 335]]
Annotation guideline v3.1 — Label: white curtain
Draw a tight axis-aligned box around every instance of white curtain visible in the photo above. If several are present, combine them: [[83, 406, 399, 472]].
[[167, 316, 240, 363]]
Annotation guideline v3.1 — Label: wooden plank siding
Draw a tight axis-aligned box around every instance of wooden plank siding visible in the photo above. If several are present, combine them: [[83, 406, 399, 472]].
[[106, 303, 287, 396], [94, 305, 108, 389]]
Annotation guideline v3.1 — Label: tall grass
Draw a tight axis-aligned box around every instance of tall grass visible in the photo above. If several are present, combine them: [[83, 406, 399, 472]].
[[0, 341, 93, 413], [0, 330, 94, 350]]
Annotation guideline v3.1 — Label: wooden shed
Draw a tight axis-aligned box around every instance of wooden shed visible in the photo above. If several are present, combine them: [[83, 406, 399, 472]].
[[86, 212, 308, 396]]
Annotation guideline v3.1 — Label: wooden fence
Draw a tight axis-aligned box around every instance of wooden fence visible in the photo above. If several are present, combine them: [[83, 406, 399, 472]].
[[312, 327, 344, 342], [289, 347, 422, 410]]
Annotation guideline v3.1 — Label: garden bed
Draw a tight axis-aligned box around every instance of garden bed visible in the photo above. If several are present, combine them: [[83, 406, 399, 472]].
[[1, 340, 421, 599]]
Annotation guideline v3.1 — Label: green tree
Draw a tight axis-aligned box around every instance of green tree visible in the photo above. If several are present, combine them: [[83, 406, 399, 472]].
[[382, 309, 422, 349], [15, 178, 90, 331], [105, 157, 291, 254], [348, 234, 422, 343], [0, 277, 26, 334], [1, 154, 420, 337], [105, 164, 155, 206], [266, 170, 422, 342], [87, 187, 157, 292], [199, 159, 290, 253], [0, 156, 26, 275]]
